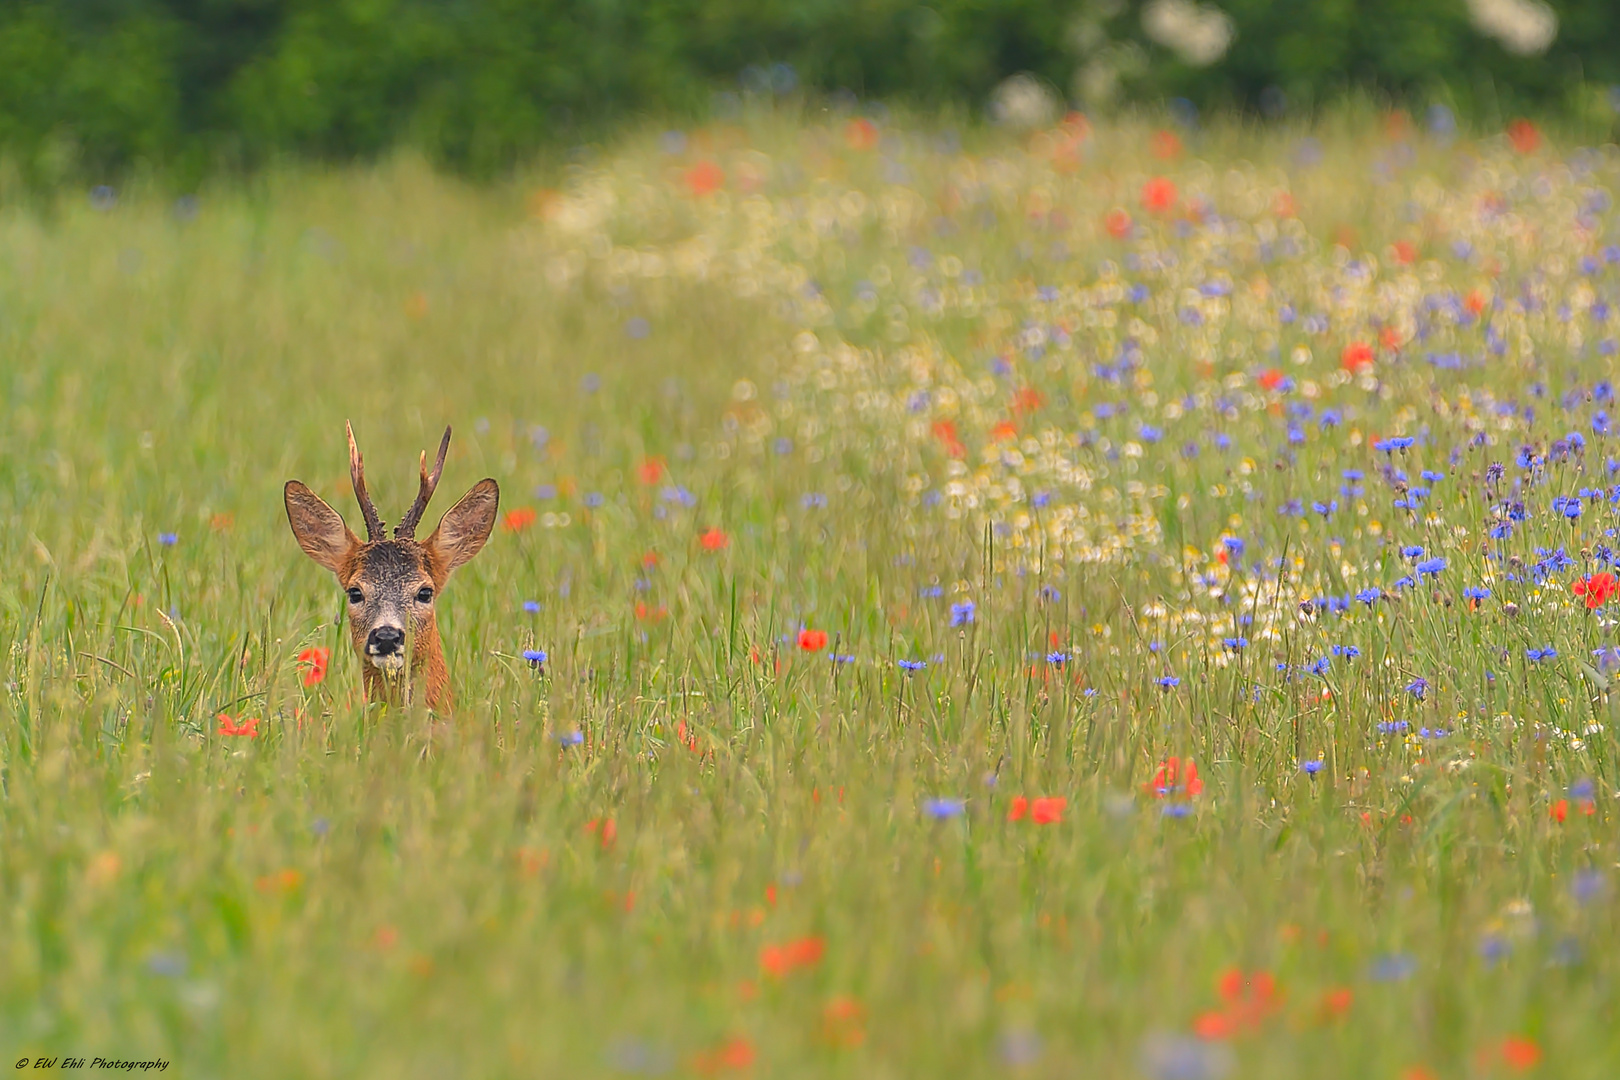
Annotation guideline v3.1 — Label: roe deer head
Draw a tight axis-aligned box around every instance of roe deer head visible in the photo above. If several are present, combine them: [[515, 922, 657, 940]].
[[285, 423, 499, 710]]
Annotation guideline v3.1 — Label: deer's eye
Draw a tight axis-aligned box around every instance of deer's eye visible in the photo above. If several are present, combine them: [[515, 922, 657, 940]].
[[346, 588, 364, 605], [416, 587, 434, 604]]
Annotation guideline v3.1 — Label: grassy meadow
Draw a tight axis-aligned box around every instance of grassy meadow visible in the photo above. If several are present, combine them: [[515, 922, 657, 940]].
[[3, 108, 1620, 1077]]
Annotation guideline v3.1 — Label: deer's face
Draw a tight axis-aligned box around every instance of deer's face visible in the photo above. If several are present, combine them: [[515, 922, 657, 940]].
[[284, 425, 499, 702], [340, 539, 441, 674]]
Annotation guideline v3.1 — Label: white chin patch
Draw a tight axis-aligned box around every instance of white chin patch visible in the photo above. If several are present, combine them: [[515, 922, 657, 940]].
[[369, 653, 407, 675]]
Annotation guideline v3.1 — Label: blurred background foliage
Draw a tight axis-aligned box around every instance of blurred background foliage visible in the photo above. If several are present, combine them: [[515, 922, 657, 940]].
[[1, 0, 1618, 183]]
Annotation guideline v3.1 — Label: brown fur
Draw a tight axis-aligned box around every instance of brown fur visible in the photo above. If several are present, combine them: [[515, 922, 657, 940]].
[[285, 450, 498, 712]]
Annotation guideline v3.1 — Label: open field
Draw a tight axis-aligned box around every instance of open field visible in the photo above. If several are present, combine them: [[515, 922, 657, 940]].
[[3, 109, 1620, 1077]]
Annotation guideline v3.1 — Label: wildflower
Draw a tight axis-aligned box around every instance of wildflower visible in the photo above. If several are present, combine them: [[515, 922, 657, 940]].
[[691, 1035, 755, 1075], [636, 456, 665, 484], [1331, 644, 1361, 658], [949, 601, 976, 626], [1354, 588, 1381, 606], [1193, 968, 1282, 1040], [503, 508, 537, 532], [698, 528, 729, 550], [1573, 572, 1619, 608], [1375, 436, 1416, 453], [797, 629, 827, 651], [523, 649, 547, 666], [1302, 760, 1324, 776], [297, 646, 329, 687], [1525, 646, 1556, 662], [1222, 637, 1248, 651], [683, 160, 724, 197], [760, 936, 825, 978], [1401, 545, 1425, 559], [829, 653, 855, 665], [898, 659, 926, 672], [1031, 797, 1066, 824], [158, 532, 179, 546], [924, 798, 965, 819], [1045, 651, 1067, 665], [1464, 586, 1490, 602], [1341, 342, 1375, 373], [1368, 954, 1416, 982], [1141, 177, 1177, 214], [1149, 757, 1203, 799], [1157, 675, 1181, 689], [556, 730, 584, 746], [217, 713, 260, 738], [1405, 677, 1428, 700], [522, 599, 541, 613], [1415, 557, 1447, 577]]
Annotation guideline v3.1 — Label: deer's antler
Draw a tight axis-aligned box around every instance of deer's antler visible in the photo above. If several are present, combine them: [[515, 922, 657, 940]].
[[347, 421, 387, 541], [395, 426, 452, 539]]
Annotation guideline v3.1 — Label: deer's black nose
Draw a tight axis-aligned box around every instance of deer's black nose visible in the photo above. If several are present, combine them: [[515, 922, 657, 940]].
[[368, 626, 405, 655]]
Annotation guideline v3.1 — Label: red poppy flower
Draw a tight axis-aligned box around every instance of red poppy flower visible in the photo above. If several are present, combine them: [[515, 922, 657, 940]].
[[1031, 796, 1066, 824], [1194, 968, 1282, 1040], [1012, 387, 1046, 415], [1272, 192, 1297, 218], [1340, 342, 1375, 373], [1104, 208, 1132, 239], [1497, 1036, 1542, 1071], [1551, 799, 1569, 823], [1006, 796, 1029, 822], [1506, 119, 1541, 155], [1392, 240, 1417, 265], [503, 507, 537, 532], [1573, 572, 1617, 609], [1258, 369, 1284, 392], [761, 936, 825, 978], [692, 1036, 755, 1075], [1149, 757, 1203, 798], [699, 528, 729, 551], [798, 629, 828, 652], [844, 118, 879, 151], [684, 161, 724, 197], [217, 713, 260, 738], [1141, 177, 1177, 214], [637, 456, 665, 484], [932, 419, 966, 458], [1151, 129, 1182, 160], [297, 646, 329, 687]]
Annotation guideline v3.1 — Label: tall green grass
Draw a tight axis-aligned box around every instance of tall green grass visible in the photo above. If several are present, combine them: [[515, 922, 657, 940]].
[[2, 112, 1618, 1078]]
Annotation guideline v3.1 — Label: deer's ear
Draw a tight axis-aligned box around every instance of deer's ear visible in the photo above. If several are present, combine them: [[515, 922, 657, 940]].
[[285, 481, 360, 576], [425, 479, 499, 577]]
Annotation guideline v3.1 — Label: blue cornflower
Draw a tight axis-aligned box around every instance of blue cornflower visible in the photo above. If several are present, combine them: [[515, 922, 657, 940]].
[[1307, 657, 1331, 675], [523, 649, 548, 666], [1222, 637, 1248, 651], [557, 730, 584, 745], [1401, 545, 1424, 559], [1222, 537, 1246, 557], [1313, 500, 1337, 517], [1526, 646, 1557, 662], [1420, 470, 1445, 482], [1394, 575, 1417, 590], [1375, 436, 1416, 453], [949, 601, 976, 627], [1046, 651, 1067, 665], [1377, 720, 1410, 733], [522, 600, 542, 613], [830, 653, 855, 664], [1157, 675, 1181, 689], [1302, 760, 1324, 776], [1463, 586, 1490, 601], [920, 585, 944, 598], [1031, 490, 1052, 509], [1572, 778, 1595, 800], [1331, 644, 1361, 659], [1415, 557, 1447, 576], [801, 492, 828, 509], [1355, 588, 1381, 606], [898, 659, 927, 672], [1369, 955, 1416, 982], [159, 533, 178, 546], [1161, 803, 1193, 818], [1419, 727, 1448, 739], [1405, 677, 1428, 700], [923, 798, 965, 820]]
